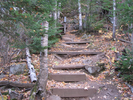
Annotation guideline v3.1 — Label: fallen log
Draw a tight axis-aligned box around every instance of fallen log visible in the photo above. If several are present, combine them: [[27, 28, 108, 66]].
[[52, 47, 86, 51], [26, 47, 37, 82], [49, 51, 102, 55], [0, 81, 35, 88], [64, 41, 90, 44], [54, 54, 63, 61], [118, 39, 131, 44]]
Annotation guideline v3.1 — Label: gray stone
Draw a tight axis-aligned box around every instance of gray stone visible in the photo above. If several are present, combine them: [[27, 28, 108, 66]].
[[81, 34, 88, 39], [85, 66, 102, 74], [82, 60, 92, 65], [71, 58, 80, 62], [81, 34, 91, 39], [10, 63, 26, 75], [47, 95, 61, 100]]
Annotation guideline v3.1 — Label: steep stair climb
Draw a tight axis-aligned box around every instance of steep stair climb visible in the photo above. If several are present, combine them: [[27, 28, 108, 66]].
[[47, 28, 121, 100]]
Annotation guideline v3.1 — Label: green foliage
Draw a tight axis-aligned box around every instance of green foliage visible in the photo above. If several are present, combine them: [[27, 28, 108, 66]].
[[92, 19, 104, 31], [117, 0, 133, 33], [115, 49, 133, 82], [0, 0, 61, 53]]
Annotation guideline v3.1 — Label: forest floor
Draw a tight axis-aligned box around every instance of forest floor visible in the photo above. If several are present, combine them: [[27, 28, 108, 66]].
[[0, 24, 133, 100], [46, 25, 132, 100]]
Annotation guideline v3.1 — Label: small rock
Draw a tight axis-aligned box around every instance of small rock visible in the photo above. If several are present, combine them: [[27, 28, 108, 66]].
[[81, 34, 87, 39], [85, 66, 102, 74], [10, 63, 26, 75], [71, 58, 80, 62], [47, 95, 61, 100], [82, 60, 92, 65], [81, 34, 91, 39]]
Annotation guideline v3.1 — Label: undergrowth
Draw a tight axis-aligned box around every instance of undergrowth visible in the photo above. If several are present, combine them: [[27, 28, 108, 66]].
[[115, 49, 133, 82]]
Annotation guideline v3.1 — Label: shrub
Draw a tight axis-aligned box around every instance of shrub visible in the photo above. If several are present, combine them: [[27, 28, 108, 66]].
[[115, 49, 133, 82]]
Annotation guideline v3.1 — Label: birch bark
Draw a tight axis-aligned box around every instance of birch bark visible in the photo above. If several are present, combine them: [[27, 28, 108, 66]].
[[78, 0, 82, 31], [112, 0, 116, 39], [29, 21, 49, 100], [26, 47, 37, 82], [37, 21, 49, 99]]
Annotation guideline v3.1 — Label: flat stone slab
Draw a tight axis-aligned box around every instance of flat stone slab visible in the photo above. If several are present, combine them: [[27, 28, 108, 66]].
[[53, 65, 86, 70], [51, 88, 97, 97], [49, 51, 102, 55], [49, 73, 86, 82]]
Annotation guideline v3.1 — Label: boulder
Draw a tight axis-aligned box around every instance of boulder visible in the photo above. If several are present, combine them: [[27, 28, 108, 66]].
[[47, 95, 61, 100], [10, 63, 26, 75], [85, 65, 103, 75]]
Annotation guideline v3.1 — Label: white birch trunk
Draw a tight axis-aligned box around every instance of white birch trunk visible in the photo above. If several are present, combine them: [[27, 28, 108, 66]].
[[112, 0, 116, 39], [57, 2, 61, 20], [26, 47, 37, 82], [54, 0, 57, 28], [38, 21, 49, 98], [64, 16, 67, 34], [78, 0, 82, 31]]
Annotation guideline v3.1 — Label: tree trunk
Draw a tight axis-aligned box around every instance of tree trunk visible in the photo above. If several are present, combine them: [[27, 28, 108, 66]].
[[57, 2, 61, 22], [78, 0, 82, 31], [38, 21, 49, 99], [83, 13, 87, 30], [112, 0, 116, 40], [54, 0, 57, 28], [86, 0, 90, 31], [30, 21, 49, 100], [130, 24, 133, 50]]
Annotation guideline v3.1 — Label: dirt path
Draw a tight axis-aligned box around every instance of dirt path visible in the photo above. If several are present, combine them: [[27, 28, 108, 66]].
[[47, 28, 122, 100]]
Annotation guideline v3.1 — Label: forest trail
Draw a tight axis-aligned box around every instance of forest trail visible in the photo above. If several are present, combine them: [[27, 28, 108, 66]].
[[47, 27, 121, 100]]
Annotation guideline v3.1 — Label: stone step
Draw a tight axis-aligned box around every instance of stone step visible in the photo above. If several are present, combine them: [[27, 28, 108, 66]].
[[48, 73, 86, 82], [49, 51, 102, 55], [51, 88, 97, 97], [64, 41, 90, 44], [53, 65, 86, 70]]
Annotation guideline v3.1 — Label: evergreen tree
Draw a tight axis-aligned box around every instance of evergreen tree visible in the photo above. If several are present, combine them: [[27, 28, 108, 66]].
[[0, 0, 60, 53]]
